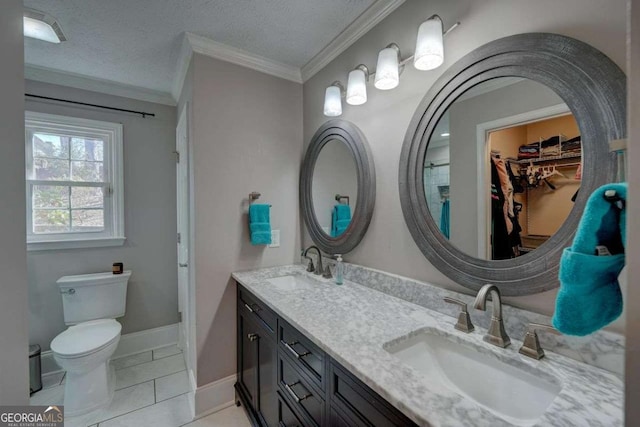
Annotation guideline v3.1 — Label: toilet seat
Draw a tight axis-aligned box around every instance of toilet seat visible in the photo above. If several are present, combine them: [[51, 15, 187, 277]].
[[51, 319, 121, 359]]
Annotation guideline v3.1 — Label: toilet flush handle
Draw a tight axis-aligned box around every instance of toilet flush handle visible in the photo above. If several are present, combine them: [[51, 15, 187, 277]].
[[60, 288, 76, 295]]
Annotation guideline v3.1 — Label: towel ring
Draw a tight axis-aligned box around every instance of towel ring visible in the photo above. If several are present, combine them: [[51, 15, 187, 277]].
[[335, 194, 350, 206], [249, 192, 261, 203]]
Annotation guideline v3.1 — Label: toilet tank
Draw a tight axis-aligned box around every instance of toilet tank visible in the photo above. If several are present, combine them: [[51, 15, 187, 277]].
[[58, 271, 131, 325]]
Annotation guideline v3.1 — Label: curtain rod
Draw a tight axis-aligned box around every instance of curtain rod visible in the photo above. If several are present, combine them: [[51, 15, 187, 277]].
[[25, 94, 155, 118]]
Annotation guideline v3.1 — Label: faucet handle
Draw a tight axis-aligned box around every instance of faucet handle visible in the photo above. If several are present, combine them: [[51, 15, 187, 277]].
[[518, 323, 561, 360], [303, 256, 315, 273], [322, 265, 333, 279], [444, 297, 475, 333]]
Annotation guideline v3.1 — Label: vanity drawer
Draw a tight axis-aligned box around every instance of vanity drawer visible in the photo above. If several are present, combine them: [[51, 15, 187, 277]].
[[329, 362, 416, 427], [279, 320, 326, 388], [329, 405, 367, 427], [278, 391, 307, 427], [238, 285, 277, 334], [278, 354, 325, 426]]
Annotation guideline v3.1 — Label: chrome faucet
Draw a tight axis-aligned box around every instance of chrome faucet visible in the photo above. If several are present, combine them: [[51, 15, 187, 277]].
[[473, 284, 511, 348], [303, 246, 324, 276]]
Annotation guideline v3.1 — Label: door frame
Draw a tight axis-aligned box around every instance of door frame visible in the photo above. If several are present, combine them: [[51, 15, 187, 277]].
[[176, 102, 197, 391], [475, 103, 571, 259]]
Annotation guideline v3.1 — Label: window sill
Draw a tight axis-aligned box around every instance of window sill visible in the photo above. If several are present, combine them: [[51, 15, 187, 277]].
[[27, 237, 126, 252]]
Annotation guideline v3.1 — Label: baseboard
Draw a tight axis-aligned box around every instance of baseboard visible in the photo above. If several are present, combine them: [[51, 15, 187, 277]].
[[193, 374, 237, 419], [41, 353, 65, 377], [114, 323, 179, 359], [40, 323, 180, 375]]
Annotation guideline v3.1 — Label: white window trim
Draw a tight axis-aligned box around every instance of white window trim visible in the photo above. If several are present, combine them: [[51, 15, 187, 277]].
[[25, 111, 126, 251]]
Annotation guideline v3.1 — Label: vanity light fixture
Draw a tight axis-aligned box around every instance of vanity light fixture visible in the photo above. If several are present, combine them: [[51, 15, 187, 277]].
[[374, 44, 402, 90], [441, 132, 450, 137], [321, 14, 460, 112], [414, 15, 445, 71], [23, 8, 67, 43], [323, 81, 345, 117], [346, 65, 369, 106]]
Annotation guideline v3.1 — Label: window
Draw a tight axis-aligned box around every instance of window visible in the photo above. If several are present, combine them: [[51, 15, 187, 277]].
[[25, 112, 125, 250]]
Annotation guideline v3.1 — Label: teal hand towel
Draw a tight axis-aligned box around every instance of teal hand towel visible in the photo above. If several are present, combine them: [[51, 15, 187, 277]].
[[440, 199, 450, 240], [552, 183, 627, 336], [331, 205, 351, 237], [249, 204, 272, 246], [333, 219, 351, 237]]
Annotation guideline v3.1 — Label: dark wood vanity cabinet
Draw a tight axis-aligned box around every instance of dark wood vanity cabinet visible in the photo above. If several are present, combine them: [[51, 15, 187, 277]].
[[237, 289, 278, 427], [235, 283, 417, 427]]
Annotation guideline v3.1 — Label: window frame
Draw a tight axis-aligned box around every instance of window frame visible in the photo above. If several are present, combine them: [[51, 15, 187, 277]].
[[25, 111, 125, 251]]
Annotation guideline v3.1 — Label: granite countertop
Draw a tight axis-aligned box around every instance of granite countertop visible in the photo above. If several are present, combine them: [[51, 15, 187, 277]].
[[232, 264, 623, 427]]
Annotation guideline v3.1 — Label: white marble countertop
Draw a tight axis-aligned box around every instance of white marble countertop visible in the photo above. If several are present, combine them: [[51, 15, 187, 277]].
[[232, 264, 623, 427]]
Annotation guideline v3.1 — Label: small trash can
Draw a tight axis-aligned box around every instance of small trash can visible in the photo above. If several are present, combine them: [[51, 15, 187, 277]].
[[29, 344, 42, 395]]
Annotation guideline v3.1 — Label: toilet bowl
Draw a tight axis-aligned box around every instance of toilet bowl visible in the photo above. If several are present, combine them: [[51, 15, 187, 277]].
[[52, 271, 131, 416], [51, 319, 121, 416]]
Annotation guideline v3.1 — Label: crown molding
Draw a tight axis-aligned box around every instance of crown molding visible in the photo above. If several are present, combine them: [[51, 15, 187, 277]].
[[29, 0, 406, 103], [25, 64, 176, 106], [185, 32, 303, 84], [300, 0, 406, 82]]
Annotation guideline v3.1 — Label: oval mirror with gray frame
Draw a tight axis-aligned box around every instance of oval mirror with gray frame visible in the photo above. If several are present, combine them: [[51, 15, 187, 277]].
[[301, 120, 375, 254], [399, 33, 626, 296]]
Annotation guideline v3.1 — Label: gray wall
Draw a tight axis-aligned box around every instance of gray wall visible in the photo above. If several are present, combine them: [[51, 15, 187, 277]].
[[25, 80, 179, 351], [625, 0, 639, 423], [0, 0, 29, 404], [190, 54, 303, 386], [302, 0, 627, 325], [312, 141, 358, 233]]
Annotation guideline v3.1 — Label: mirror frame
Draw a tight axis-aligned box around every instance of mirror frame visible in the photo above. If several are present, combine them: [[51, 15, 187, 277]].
[[399, 33, 626, 296], [301, 119, 376, 254]]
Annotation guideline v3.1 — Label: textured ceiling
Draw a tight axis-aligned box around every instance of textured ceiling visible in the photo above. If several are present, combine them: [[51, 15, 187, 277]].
[[24, 0, 375, 94]]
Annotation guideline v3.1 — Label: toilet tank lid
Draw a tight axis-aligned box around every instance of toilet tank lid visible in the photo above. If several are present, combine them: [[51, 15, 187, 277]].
[[57, 271, 132, 287]]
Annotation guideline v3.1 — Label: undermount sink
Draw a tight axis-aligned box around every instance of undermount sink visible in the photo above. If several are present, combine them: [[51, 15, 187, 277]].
[[266, 275, 317, 291], [385, 330, 562, 426]]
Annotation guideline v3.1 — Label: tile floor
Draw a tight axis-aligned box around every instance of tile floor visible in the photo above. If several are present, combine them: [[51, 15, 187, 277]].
[[30, 345, 251, 427]]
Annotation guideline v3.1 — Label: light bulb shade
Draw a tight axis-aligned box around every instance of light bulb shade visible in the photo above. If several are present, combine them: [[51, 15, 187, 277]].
[[23, 9, 66, 43], [324, 85, 343, 117], [346, 69, 368, 105], [414, 18, 444, 71], [374, 47, 400, 90]]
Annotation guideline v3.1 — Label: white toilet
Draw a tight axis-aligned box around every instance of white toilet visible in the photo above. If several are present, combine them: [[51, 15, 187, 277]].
[[50, 271, 131, 416]]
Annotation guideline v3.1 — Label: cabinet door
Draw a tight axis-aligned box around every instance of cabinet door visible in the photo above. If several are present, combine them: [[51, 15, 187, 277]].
[[257, 325, 278, 427], [238, 298, 278, 426], [238, 304, 259, 407]]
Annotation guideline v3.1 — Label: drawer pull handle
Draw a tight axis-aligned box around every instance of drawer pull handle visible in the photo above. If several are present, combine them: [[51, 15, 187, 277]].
[[284, 381, 311, 403], [284, 341, 310, 359], [243, 303, 261, 313], [247, 333, 259, 342]]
